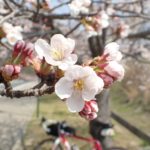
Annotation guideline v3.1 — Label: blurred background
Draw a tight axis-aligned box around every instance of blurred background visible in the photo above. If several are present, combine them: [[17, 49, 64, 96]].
[[0, 0, 150, 150]]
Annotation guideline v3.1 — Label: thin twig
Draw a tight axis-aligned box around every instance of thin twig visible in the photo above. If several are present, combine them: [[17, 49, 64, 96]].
[[4, 0, 13, 12], [32, 81, 44, 89], [65, 22, 81, 37], [50, 1, 70, 12]]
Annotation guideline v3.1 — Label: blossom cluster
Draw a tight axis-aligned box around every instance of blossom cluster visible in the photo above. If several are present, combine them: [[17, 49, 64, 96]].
[[82, 11, 109, 37], [69, 0, 91, 16], [68, 2, 130, 38], [0, 34, 124, 120]]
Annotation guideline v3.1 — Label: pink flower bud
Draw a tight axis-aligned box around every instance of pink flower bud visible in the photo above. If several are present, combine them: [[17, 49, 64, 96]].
[[88, 112, 97, 120], [13, 40, 25, 57], [104, 61, 125, 81], [1, 64, 21, 81], [79, 100, 98, 120], [12, 40, 34, 66], [82, 102, 92, 114], [89, 100, 99, 112], [98, 73, 114, 88]]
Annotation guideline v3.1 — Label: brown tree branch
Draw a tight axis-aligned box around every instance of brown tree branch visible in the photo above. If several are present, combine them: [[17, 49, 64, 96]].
[[65, 22, 81, 37], [0, 86, 54, 98], [39, 12, 98, 20]]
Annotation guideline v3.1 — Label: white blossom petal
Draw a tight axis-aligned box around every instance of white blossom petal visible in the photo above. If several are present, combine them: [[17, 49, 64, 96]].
[[50, 34, 75, 54], [104, 42, 122, 61], [6, 33, 22, 45], [59, 54, 78, 70], [55, 77, 73, 99], [104, 61, 125, 81], [82, 75, 104, 100], [64, 54, 78, 65], [44, 55, 61, 66], [35, 39, 50, 59], [65, 65, 88, 81], [104, 42, 119, 52], [66, 91, 85, 112]]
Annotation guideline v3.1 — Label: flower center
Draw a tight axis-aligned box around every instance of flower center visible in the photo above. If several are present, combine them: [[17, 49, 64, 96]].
[[74, 79, 84, 91], [51, 50, 64, 61]]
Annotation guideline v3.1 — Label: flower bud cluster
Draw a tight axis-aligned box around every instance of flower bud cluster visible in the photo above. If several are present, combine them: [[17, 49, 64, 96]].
[[0, 33, 125, 122], [12, 40, 34, 66], [79, 100, 98, 120], [82, 11, 109, 37], [0, 64, 21, 82], [90, 42, 125, 88], [0, 40, 34, 82]]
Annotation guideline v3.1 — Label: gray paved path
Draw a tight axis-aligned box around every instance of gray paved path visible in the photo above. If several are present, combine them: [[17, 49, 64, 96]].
[[0, 81, 38, 150]]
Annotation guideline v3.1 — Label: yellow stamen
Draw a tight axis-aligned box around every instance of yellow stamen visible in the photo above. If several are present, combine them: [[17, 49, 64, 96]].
[[51, 50, 64, 61], [74, 79, 84, 91]]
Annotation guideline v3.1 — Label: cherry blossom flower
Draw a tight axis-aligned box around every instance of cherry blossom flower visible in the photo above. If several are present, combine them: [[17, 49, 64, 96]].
[[1, 64, 21, 81], [103, 42, 122, 62], [2, 22, 23, 45], [55, 65, 104, 112], [83, 11, 109, 37], [104, 61, 125, 81], [35, 34, 77, 70], [79, 100, 98, 120], [69, 0, 91, 16]]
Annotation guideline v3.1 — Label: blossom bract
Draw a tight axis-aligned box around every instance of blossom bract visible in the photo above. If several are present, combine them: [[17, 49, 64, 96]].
[[103, 42, 122, 61], [35, 34, 77, 70], [55, 65, 104, 112]]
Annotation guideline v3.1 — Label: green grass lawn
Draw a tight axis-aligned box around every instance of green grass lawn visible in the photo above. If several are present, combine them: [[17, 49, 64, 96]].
[[110, 83, 150, 149], [110, 83, 150, 134]]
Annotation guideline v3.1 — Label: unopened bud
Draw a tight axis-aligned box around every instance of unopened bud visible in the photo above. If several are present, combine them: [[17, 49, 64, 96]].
[[88, 112, 97, 120], [79, 100, 98, 120], [12, 40, 25, 57], [98, 73, 114, 88], [12, 40, 34, 66], [90, 100, 99, 112], [104, 61, 125, 81], [1, 64, 21, 81]]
